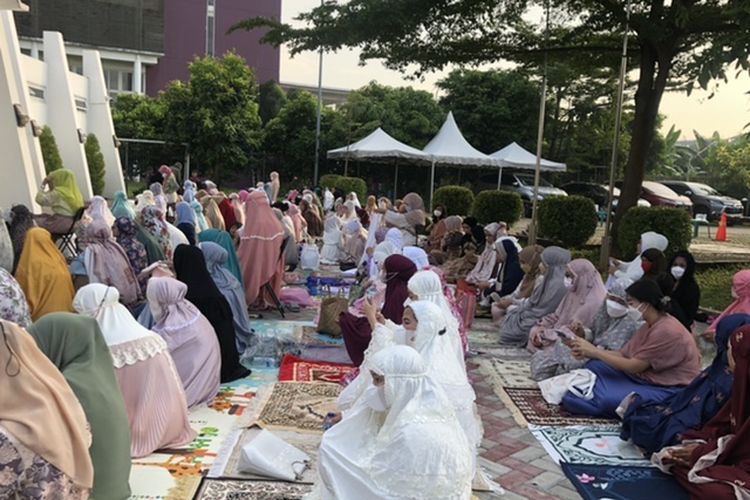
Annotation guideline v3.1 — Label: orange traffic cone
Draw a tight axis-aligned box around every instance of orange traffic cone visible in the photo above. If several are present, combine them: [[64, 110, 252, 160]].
[[716, 212, 728, 242]]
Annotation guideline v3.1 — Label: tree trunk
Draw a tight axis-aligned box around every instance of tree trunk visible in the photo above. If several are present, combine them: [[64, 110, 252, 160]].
[[610, 42, 672, 256]]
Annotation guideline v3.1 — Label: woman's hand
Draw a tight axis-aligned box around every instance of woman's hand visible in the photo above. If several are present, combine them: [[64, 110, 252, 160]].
[[530, 329, 544, 348], [375, 312, 386, 325], [663, 443, 700, 467], [569, 321, 585, 338], [568, 337, 597, 359], [363, 298, 379, 329]]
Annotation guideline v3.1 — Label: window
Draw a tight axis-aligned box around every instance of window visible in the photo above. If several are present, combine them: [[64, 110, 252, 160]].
[[104, 69, 136, 94], [206, 0, 216, 56], [20, 48, 31, 56]]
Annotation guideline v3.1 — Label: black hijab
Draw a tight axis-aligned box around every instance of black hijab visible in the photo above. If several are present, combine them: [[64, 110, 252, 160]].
[[669, 250, 701, 328], [497, 239, 524, 297], [9, 205, 35, 273]]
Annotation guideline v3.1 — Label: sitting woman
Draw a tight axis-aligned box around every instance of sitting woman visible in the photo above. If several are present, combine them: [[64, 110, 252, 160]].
[[198, 228, 244, 286], [640, 248, 675, 296], [81, 220, 141, 305], [702, 269, 750, 339], [174, 201, 197, 245], [8, 204, 35, 273], [652, 324, 750, 498], [83, 195, 115, 228], [562, 280, 702, 419], [0, 320, 94, 499], [342, 219, 367, 266], [15, 228, 75, 321], [430, 215, 464, 265], [33, 169, 85, 234], [463, 223, 501, 287], [527, 259, 608, 375], [146, 277, 221, 407], [621, 314, 750, 455], [0, 267, 32, 327], [668, 250, 701, 330], [28, 313, 132, 499], [183, 188, 209, 232], [490, 244, 544, 321], [499, 246, 570, 346], [111, 191, 135, 220], [320, 213, 344, 264], [300, 198, 323, 237], [530, 281, 638, 382], [310, 345, 473, 500], [140, 206, 174, 260], [425, 204, 447, 251], [114, 217, 149, 279], [382, 192, 426, 247], [608, 231, 668, 285], [73, 284, 195, 458], [480, 238, 524, 313]]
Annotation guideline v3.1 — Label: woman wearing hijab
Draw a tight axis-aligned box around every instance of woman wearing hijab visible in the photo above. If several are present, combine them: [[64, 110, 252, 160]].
[[175, 201, 197, 245], [533, 280, 638, 382], [134, 190, 156, 212], [199, 193, 225, 231], [217, 195, 239, 230], [563, 280, 702, 418], [668, 250, 701, 330], [73, 284, 196, 457], [159, 165, 180, 205], [464, 223, 501, 286], [183, 188, 209, 232], [81, 220, 141, 305], [83, 195, 115, 228], [15, 228, 75, 321], [312, 346, 473, 500], [198, 228, 244, 286], [402, 246, 430, 271], [340, 254, 416, 366], [0, 217, 12, 273], [623, 314, 750, 455], [34, 169, 85, 234], [320, 213, 344, 265], [481, 238, 525, 309], [238, 190, 285, 308], [383, 192, 426, 247], [430, 215, 464, 264], [342, 219, 367, 265], [272, 207, 298, 268], [300, 198, 323, 237], [0, 320, 94, 499], [442, 241, 480, 283], [287, 203, 307, 242], [703, 270, 750, 339], [28, 313, 132, 499], [140, 206, 173, 260], [173, 245, 250, 382], [146, 277, 221, 406], [149, 182, 168, 215], [652, 325, 750, 498], [609, 231, 669, 285], [640, 248, 675, 296], [527, 259, 608, 356], [200, 241, 256, 349], [425, 204, 448, 251], [8, 204, 35, 273], [0, 268, 32, 327], [111, 191, 135, 220], [498, 246, 570, 346], [114, 217, 149, 278]]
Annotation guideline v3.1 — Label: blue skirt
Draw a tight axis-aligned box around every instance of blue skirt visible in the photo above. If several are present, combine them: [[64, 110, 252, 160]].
[[561, 360, 680, 419]]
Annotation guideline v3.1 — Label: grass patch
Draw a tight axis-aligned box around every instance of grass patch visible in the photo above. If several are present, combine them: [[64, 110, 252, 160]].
[[695, 265, 745, 312]]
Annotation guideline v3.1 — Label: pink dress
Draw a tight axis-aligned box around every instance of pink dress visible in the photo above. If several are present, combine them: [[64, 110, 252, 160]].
[[110, 336, 196, 457]]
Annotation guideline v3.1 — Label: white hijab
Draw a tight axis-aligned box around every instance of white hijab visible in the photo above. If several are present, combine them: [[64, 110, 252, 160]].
[[384, 228, 403, 250], [402, 246, 430, 270], [615, 231, 669, 283], [84, 195, 115, 227], [407, 270, 462, 363]]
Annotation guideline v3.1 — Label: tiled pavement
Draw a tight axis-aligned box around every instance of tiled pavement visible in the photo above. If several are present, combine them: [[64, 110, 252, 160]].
[[468, 356, 581, 500]]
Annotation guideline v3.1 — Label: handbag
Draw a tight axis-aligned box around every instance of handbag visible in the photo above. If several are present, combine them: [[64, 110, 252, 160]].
[[238, 429, 310, 482], [317, 287, 349, 337], [538, 368, 597, 405], [300, 243, 320, 271]]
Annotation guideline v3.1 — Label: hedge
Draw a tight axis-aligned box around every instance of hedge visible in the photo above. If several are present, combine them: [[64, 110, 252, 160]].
[[433, 185, 474, 216], [40, 125, 64, 174], [85, 133, 106, 196], [471, 190, 523, 225], [539, 195, 598, 248], [617, 206, 692, 260], [319, 174, 367, 202]]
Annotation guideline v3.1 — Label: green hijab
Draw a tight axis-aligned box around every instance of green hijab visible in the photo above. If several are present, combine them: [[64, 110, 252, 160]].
[[111, 191, 136, 220], [28, 313, 132, 500], [48, 169, 84, 212], [134, 221, 166, 264]]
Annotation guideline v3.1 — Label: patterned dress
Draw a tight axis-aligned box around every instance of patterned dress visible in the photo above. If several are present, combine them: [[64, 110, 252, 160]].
[[0, 268, 32, 328]]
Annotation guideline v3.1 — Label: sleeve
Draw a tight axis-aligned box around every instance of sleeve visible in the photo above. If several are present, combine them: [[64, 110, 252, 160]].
[[625, 330, 690, 373], [384, 210, 408, 229], [35, 189, 58, 208]]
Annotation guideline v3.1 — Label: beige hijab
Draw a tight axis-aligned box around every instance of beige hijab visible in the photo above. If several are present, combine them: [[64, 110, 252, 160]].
[[0, 320, 93, 489]]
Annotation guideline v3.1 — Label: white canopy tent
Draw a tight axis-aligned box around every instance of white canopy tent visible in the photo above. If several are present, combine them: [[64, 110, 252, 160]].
[[327, 127, 430, 197], [491, 142, 566, 188], [422, 111, 501, 208]]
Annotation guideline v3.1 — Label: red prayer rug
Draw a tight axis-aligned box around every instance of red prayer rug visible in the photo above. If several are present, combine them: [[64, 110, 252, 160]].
[[278, 354, 356, 385]]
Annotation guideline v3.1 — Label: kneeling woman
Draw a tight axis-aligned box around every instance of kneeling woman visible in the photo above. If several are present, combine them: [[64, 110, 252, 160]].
[[562, 280, 701, 419]]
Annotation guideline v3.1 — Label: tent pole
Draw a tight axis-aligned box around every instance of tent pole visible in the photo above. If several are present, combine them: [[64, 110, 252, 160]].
[[497, 166, 503, 190], [429, 160, 436, 211], [393, 162, 399, 199]]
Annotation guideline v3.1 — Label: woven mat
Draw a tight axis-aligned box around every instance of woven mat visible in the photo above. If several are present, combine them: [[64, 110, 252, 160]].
[[561, 463, 688, 500], [499, 387, 618, 427], [477, 357, 537, 389], [278, 354, 355, 384], [195, 478, 312, 499], [530, 426, 651, 466], [254, 382, 341, 433]]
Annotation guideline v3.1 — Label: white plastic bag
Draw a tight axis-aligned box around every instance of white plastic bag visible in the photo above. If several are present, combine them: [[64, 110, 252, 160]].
[[238, 429, 310, 481], [300, 243, 320, 271], [538, 368, 597, 405]]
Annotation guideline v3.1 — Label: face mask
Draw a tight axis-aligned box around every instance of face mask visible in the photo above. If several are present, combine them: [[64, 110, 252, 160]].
[[641, 261, 653, 274], [433, 210, 442, 217], [606, 299, 629, 318], [563, 277, 574, 290], [670, 266, 686, 280], [379, 202, 387, 209], [363, 385, 388, 412], [627, 303, 645, 322]]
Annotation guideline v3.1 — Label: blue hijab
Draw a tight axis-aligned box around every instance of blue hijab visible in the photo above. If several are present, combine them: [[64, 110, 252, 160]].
[[620, 313, 750, 454], [197, 229, 244, 287], [175, 201, 196, 226]]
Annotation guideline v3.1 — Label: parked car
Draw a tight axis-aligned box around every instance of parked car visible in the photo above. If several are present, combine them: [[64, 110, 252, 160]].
[[660, 181, 744, 222], [616, 180, 692, 211], [478, 170, 567, 216], [563, 182, 650, 211]]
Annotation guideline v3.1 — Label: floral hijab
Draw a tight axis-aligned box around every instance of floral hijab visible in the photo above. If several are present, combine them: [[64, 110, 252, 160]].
[[114, 217, 148, 277]]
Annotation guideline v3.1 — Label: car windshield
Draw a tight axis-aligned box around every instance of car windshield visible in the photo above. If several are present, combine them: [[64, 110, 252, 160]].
[[688, 183, 720, 196], [515, 174, 553, 187], [644, 182, 679, 198]]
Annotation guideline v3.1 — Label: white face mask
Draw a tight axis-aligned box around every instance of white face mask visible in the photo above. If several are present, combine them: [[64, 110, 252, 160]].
[[627, 303, 645, 322], [671, 266, 686, 280], [433, 210, 442, 217], [379, 202, 387, 209], [363, 385, 388, 412], [732, 287, 739, 299], [563, 277, 574, 290], [606, 299, 628, 318]]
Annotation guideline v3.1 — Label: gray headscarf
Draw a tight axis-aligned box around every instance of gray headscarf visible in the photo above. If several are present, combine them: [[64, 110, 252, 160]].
[[0, 217, 12, 272], [499, 246, 571, 347]]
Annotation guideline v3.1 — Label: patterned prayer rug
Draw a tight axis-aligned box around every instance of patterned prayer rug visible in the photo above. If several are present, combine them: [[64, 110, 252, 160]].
[[255, 382, 342, 433], [278, 354, 356, 384], [561, 463, 689, 500], [500, 387, 618, 427], [196, 479, 312, 499], [477, 357, 538, 389], [530, 426, 651, 466]]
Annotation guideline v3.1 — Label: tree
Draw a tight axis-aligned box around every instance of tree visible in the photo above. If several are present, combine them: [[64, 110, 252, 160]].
[[232, 0, 750, 253], [160, 52, 262, 181], [701, 136, 750, 199], [85, 134, 106, 195], [39, 125, 64, 174], [258, 80, 288, 124]]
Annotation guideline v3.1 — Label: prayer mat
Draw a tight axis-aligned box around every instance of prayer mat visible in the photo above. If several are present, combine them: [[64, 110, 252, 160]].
[[476, 346, 532, 359], [297, 325, 345, 347], [499, 387, 618, 427], [278, 354, 356, 384], [196, 478, 312, 499], [530, 426, 651, 466], [254, 382, 342, 433], [561, 463, 688, 500], [477, 357, 537, 389]]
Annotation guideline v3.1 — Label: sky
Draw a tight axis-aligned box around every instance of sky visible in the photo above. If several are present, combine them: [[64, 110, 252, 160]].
[[279, 0, 750, 141]]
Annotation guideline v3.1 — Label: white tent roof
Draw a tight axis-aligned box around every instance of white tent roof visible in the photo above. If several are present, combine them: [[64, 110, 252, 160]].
[[422, 112, 500, 167], [491, 142, 566, 172], [327, 127, 430, 164]]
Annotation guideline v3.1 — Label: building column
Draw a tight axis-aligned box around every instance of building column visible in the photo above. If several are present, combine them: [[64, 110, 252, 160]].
[[133, 54, 142, 94]]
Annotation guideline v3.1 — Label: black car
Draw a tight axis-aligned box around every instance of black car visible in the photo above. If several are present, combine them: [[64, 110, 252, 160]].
[[561, 182, 620, 209], [660, 181, 744, 222]]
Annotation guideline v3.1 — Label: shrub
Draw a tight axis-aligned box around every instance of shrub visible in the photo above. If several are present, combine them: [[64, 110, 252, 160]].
[[696, 265, 744, 312], [319, 174, 341, 190], [539, 195, 598, 248], [319, 174, 367, 201], [85, 133, 106, 195], [40, 125, 64, 174], [617, 206, 692, 260], [433, 185, 475, 216], [471, 190, 523, 225]]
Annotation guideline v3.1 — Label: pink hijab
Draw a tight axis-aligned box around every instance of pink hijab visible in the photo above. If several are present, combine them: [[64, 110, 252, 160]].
[[83, 221, 141, 305], [287, 204, 306, 242], [708, 270, 750, 333], [237, 190, 285, 307]]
